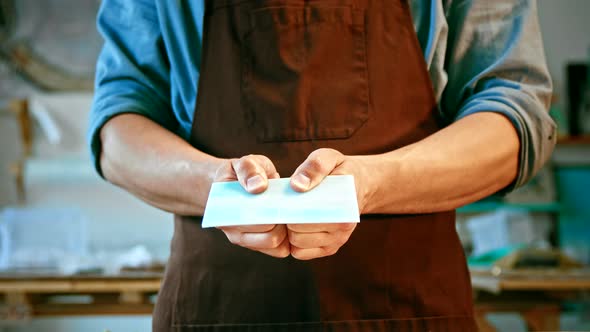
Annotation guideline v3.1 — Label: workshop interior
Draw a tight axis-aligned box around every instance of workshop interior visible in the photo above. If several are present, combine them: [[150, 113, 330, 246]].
[[0, 0, 589, 331]]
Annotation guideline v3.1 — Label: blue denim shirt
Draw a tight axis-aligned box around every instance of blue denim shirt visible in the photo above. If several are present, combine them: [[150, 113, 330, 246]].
[[89, 0, 556, 190]]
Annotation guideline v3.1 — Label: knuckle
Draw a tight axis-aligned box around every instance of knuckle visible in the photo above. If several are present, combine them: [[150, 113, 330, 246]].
[[236, 232, 246, 246], [325, 246, 339, 256], [269, 234, 282, 248], [232, 157, 243, 169], [239, 156, 257, 171], [288, 231, 299, 245], [316, 148, 335, 155], [287, 224, 302, 232], [290, 247, 302, 259], [291, 252, 304, 260], [265, 224, 278, 232], [227, 158, 239, 167], [214, 161, 234, 180], [338, 236, 349, 247], [339, 223, 356, 231], [269, 250, 288, 259], [306, 156, 325, 174], [251, 224, 275, 233], [226, 232, 241, 245], [315, 148, 340, 160], [255, 154, 272, 165], [276, 247, 290, 258]]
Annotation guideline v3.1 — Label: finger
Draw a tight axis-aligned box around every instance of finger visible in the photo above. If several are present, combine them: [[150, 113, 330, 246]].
[[290, 245, 339, 260], [287, 222, 356, 233], [224, 225, 287, 250], [255, 155, 280, 179], [232, 155, 269, 194], [288, 230, 337, 249], [290, 148, 344, 192], [232, 155, 280, 193], [214, 160, 238, 182], [256, 236, 291, 258]]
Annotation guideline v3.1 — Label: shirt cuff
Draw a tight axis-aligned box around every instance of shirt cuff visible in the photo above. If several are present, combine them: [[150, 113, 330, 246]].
[[453, 89, 556, 194]]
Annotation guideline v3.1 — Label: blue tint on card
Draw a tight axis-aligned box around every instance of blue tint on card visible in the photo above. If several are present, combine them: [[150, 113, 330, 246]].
[[202, 175, 360, 228]]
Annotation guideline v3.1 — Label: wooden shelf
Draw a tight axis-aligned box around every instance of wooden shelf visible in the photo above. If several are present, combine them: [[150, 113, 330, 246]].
[[458, 202, 562, 214], [557, 135, 590, 145]]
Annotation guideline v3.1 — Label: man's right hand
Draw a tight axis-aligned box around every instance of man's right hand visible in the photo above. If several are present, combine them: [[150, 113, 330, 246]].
[[214, 155, 290, 258]]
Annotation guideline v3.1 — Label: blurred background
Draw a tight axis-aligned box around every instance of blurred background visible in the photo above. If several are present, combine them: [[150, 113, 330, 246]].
[[0, 0, 589, 331]]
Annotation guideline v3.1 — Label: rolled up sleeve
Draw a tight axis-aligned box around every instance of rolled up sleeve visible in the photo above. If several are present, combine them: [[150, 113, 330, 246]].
[[88, 0, 176, 177], [441, 0, 556, 191]]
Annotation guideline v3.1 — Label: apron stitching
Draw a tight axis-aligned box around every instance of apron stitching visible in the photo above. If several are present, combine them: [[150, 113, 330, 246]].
[[171, 315, 475, 327]]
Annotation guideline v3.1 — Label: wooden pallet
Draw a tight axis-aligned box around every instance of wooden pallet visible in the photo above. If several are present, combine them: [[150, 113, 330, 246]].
[[2, 269, 589, 331], [0, 274, 161, 322], [472, 268, 590, 332]]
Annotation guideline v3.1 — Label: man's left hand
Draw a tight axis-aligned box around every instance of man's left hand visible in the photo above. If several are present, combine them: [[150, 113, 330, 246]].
[[287, 148, 373, 260]]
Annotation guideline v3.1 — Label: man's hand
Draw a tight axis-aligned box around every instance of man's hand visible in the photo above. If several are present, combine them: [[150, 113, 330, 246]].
[[288, 148, 374, 260], [287, 223, 356, 260], [214, 155, 290, 258]]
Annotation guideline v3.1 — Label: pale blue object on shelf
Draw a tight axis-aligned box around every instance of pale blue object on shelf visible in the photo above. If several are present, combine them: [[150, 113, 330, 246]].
[[467, 244, 526, 268], [202, 175, 360, 228], [466, 209, 551, 257], [0, 207, 89, 271]]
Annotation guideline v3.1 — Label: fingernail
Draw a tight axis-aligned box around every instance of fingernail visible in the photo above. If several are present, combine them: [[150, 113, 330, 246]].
[[247, 175, 265, 191], [292, 174, 311, 190]]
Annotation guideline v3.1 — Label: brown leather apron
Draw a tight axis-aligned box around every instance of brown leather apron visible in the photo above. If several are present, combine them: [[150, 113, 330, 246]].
[[153, 0, 478, 331]]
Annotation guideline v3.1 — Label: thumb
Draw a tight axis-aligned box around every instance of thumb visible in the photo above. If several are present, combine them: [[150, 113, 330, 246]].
[[290, 148, 344, 192]]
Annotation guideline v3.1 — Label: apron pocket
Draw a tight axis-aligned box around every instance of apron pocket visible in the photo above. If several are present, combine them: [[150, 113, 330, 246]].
[[242, 5, 369, 142]]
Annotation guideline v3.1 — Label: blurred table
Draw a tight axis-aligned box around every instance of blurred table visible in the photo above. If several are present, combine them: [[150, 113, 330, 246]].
[[471, 268, 590, 332], [1, 269, 589, 331]]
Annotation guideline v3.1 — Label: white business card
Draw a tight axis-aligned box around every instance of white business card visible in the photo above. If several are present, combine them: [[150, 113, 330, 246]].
[[202, 175, 360, 228]]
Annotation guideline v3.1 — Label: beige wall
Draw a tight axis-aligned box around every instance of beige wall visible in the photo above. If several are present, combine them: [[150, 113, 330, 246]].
[[538, 0, 590, 110]]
